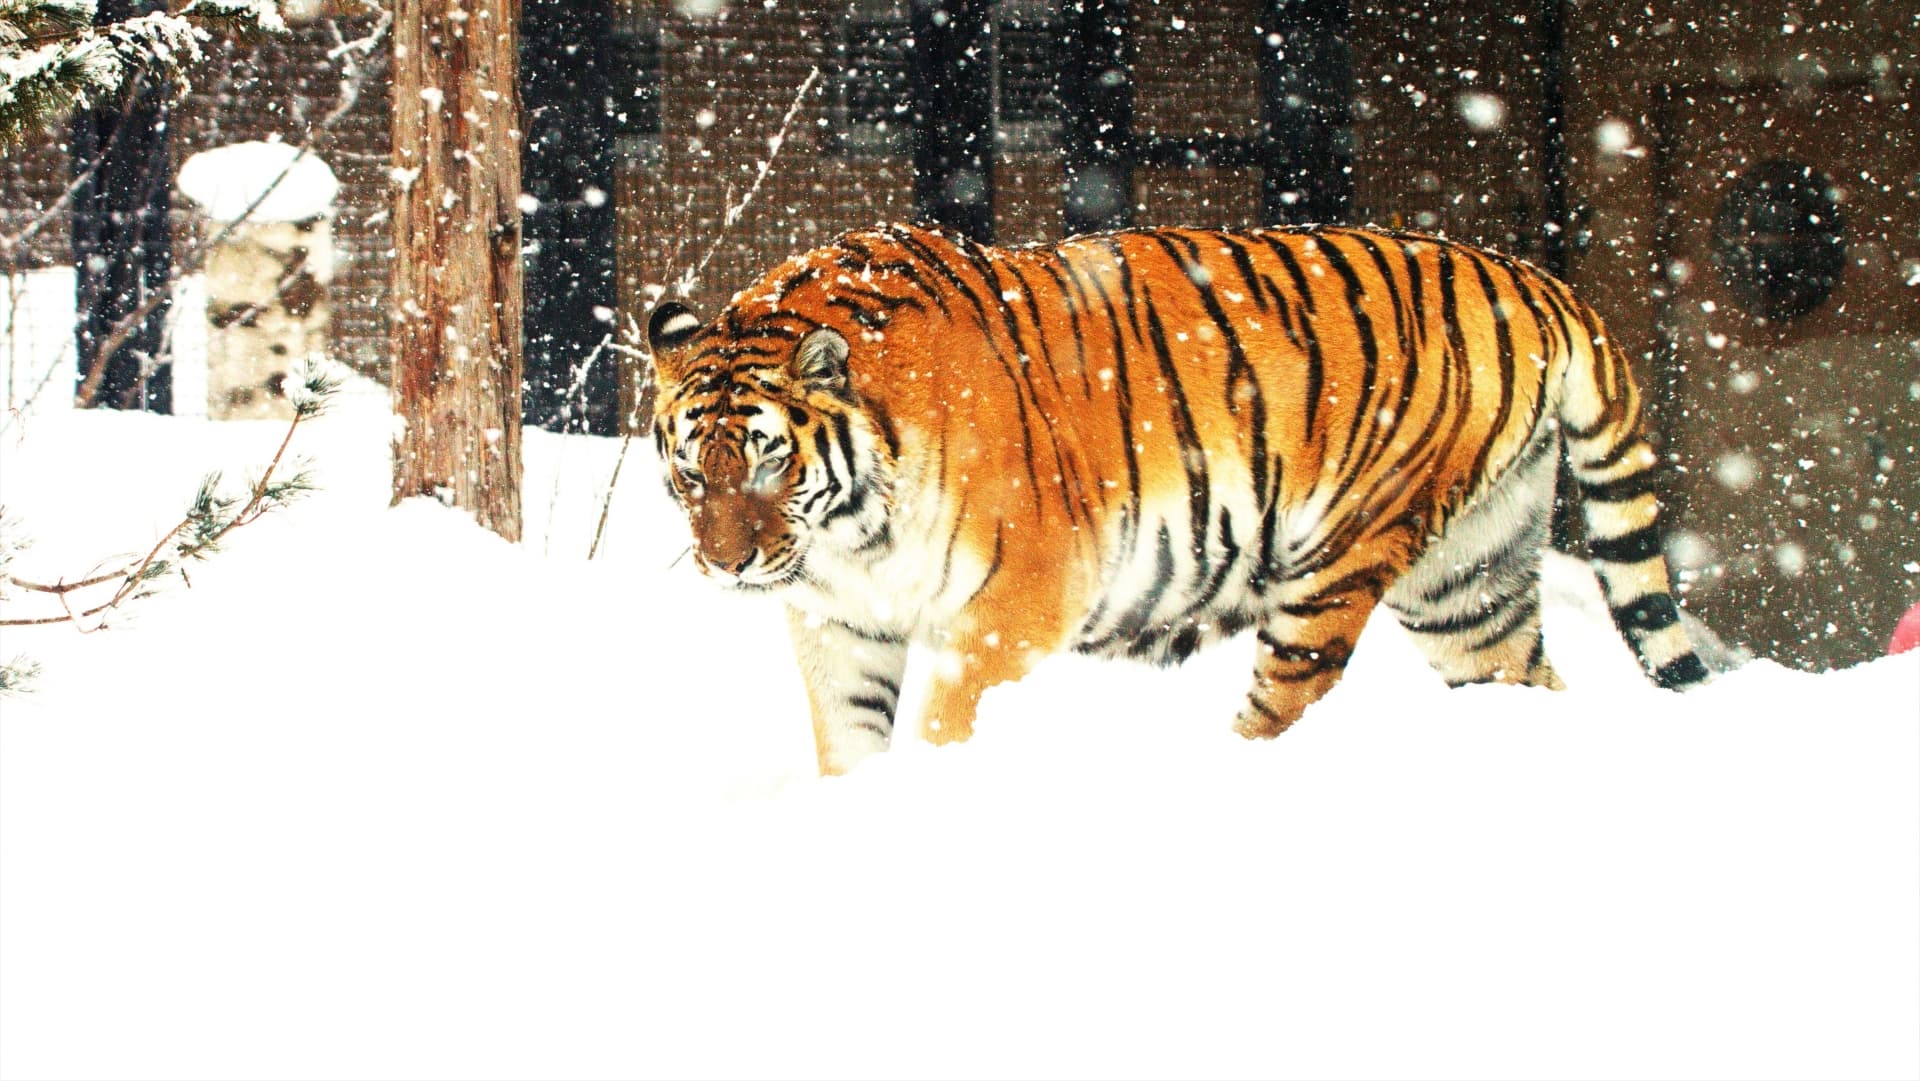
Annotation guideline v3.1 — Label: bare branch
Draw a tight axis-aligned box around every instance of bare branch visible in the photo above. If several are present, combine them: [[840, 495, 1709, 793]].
[[676, 66, 821, 298], [589, 69, 822, 560]]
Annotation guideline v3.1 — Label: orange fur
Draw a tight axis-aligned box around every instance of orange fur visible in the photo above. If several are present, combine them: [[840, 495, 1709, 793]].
[[648, 223, 1705, 775]]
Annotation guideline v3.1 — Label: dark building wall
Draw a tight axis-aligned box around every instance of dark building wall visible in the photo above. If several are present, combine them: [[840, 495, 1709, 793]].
[[4, 0, 1913, 669], [1, 12, 393, 378]]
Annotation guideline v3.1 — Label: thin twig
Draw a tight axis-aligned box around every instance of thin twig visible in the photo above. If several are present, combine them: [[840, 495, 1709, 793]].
[[587, 70, 821, 559], [586, 430, 635, 561], [0, 124, 118, 265], [678, 66, 821, 297], [539, 329, 616, 554], [7, 567, 128, 595]]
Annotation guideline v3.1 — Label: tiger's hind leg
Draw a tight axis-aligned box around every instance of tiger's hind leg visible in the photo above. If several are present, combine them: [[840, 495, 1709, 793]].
[[1236, 569, 1386, 739], [1384, 429, 1565, 690]]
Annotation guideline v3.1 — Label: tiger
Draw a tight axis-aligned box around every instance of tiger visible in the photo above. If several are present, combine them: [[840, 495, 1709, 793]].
[[644, 222, 1711, 776]]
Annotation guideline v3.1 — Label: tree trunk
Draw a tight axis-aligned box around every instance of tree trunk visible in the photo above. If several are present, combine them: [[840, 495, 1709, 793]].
[[390, 0, 524, 542]]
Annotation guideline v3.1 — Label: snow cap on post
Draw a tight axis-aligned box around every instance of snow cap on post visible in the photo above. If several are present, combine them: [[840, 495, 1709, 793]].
[[177, 139, 339, 224]]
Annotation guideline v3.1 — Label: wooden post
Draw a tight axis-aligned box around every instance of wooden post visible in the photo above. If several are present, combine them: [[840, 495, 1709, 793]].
[[390, 0, 525, 542]]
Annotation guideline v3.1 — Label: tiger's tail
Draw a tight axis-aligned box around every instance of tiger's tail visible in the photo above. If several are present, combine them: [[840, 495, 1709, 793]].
[[1557, 307, 1712, 691]]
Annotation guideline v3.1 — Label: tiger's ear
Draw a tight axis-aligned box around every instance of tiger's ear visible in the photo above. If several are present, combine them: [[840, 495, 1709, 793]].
[[646, 302, 702, 387], [648, 301, 701, 351], [793, 327, 850, 392]]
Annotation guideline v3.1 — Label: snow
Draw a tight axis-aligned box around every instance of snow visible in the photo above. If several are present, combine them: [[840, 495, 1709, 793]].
[[177, 139, 341, 224], [2, 274, 1917, 1081]]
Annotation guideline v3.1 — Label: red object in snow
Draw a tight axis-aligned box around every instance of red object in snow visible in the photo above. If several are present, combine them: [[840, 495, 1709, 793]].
[[1891, 601, 1920, 656]]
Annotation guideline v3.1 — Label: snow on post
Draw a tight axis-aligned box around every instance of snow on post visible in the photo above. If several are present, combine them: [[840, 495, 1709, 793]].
[[176, 139, 339, 421]]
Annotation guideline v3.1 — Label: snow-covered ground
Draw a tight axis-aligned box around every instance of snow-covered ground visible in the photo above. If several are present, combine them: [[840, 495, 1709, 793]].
[[1, 274, 1915, 1080]]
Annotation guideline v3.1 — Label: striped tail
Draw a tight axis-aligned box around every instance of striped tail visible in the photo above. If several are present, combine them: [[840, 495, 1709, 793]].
[[1558, 313, 1712, 691]]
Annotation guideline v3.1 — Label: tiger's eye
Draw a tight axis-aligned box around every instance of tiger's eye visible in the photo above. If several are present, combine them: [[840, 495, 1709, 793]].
[[750, 456, 787, 492]]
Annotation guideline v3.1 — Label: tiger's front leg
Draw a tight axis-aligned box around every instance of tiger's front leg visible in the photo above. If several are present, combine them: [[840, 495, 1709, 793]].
[[1236, 575, 1385, 739], [785, 608, 910, 776]]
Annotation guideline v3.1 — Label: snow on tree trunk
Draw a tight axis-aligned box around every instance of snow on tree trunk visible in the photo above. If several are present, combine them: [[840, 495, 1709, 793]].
[[389, 0, 524, 543]]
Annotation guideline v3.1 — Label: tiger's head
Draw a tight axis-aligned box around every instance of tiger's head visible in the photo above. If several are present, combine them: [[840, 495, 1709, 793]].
[[645, 299, 896, 591]]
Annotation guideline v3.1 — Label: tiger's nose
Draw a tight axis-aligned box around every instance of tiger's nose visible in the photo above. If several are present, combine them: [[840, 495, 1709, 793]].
[[712, 549, 757, 576]]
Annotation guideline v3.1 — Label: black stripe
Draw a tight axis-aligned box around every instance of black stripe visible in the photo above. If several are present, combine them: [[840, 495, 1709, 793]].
[[1157, 233, 1269, 511], [1461, 253, 1521, 488], [1353, 240, 1462, 538], [1254, 451, 1286, 586], [774, 263, 822, 296], [833, 241, 950, 315], [1243, 696, 1285, 722], [805, 426, 843, 512], [1183, 507, 1242, 617], [849, 718, 893, 739], [1350, 231, 1418, 415], [1416, 520, 1532, 604], [1398, 593, 1516, 637], [1397, 238, 1430, 354], [1276, 594, 1351, 618], [846, 695, 897, 716], [1001, 258, 1092, 531], [1254, 234, 1325, 435], [1068, 242, 1143, 542], [1141, 288, 1213, 555], [1080, 523, 1177, 653], [950, 245, 1051, 514], [1611, 592, 1681, 635], [1588, 524, 1663, 565], [1577, 468, 1661, 504], [1431, 246, 1477, 499], [1041, 254, 1096, 399], [961, 524, 1007, 607], [935, 489, 966, 601], [836, 620, 907, 646], [1574, 433, 1646, 475], [884, 226, 996, 328], [862, 397, 902, 460], [1218, 234, 1273, 312], [1653, 652, 1710, 689], [1463, 592, 1539, 653], [1256, 630, 1355, 673]]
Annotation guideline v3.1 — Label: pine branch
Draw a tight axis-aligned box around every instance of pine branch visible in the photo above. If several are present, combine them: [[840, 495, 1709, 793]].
[[0, 653, 40, 693], [0, 357, 341, 630], [0, 0, 286, 148], [0, 1, 95, 47]]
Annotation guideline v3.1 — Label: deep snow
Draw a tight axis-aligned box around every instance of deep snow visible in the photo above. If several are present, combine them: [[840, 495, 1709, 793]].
[[0, 274, 1915, 1081]]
